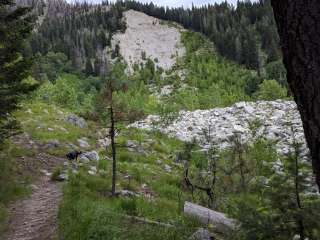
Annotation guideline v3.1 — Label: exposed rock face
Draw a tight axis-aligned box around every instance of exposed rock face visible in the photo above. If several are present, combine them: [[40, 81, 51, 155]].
[[65, 114, 87, 128], [112, 10, 185, 73], [131, 100, 308, 156]]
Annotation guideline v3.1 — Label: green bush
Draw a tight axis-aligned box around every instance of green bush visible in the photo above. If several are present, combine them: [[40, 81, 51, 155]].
[[35, 73, 98, 116], [265, 60, 287, 87], [256, 79, 287, 101]]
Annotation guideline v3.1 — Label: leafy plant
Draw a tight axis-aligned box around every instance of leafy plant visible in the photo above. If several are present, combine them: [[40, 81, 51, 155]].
[[256, 79, 288, 101]]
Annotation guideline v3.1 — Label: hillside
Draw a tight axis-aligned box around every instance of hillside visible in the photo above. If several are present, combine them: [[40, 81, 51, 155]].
[[112, 10, 186, 73], [1, 1, 320, 240]]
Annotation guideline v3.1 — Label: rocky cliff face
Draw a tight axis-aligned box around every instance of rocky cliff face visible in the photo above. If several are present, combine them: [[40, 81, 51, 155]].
[[112, 10, 186, 73], [131, 100, 308, 157]]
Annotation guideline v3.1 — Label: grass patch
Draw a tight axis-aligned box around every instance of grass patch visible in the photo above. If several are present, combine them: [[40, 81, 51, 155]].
[[58, 128, 204, 239], [15, 102, 99, 157]]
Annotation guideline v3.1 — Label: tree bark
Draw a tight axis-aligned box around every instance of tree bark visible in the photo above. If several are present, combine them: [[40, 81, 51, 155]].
[[271, 0, 320, 191]]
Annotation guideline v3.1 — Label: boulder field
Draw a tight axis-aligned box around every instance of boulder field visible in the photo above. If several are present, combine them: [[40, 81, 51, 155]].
[[131, 100, 308, 157]]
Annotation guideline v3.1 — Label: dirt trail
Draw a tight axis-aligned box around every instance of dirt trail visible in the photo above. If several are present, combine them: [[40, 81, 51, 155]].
[[5, 138, 65, 240], [5, 175, 62, 240]]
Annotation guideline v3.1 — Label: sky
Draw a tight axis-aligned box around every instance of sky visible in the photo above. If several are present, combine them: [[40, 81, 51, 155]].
[[66, 0, 257, 8]]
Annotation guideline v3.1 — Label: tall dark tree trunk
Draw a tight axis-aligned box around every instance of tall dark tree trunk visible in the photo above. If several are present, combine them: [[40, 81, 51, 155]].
[[110, 105, 117, 196], [271, 0, 320, 191], [107, 80, 117, 196]]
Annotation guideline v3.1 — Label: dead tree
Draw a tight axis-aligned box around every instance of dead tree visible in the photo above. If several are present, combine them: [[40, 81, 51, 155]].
[[184, 168, 214, 208], [271, 0, 320, 191], [182, 135, 218, 208], [104, 75, 131, 196], [105, 79, 117, 196]]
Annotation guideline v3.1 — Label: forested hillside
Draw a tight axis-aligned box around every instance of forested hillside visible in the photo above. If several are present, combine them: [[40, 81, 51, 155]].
[[19, 0, 286, 86], [19, 0, 125, 77], [1, 1, 319, 240], [118, 0, 285, 83]]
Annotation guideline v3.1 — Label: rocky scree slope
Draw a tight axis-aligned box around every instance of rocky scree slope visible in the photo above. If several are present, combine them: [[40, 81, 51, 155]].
[[131, 100, 308, 157], [112, 10, 186, 73]]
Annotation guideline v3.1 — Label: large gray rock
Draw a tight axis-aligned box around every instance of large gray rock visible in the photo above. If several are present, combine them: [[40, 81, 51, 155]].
[[81, 151, 100, 162], [189, 228, 214, 240], [65, 114, 87, 128], [79, 155, 89, 163]]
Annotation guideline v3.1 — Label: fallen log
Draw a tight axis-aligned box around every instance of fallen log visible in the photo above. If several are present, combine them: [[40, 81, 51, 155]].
[[184, 202, 238, 234]]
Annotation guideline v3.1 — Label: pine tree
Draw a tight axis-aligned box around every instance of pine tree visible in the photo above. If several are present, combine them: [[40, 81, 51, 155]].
[[101, 62, 128, 196], [233, 126, 320, 239], [0, 0, 36, 145]]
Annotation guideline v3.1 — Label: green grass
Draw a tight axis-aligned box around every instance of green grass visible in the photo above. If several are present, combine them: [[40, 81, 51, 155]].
[[59, 171, 201, 240], [15, 101, 98, 156], [56, 128, 206, 239], [0, 99, 100, 236]]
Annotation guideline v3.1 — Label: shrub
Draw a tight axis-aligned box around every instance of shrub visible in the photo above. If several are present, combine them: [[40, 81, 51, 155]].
[[256, 79, 287, 101], [35, 73, 99, 115], [265, 60, 287, 87]]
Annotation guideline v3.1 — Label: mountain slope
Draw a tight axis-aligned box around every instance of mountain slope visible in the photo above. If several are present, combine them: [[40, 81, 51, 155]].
[[112, 10, 185, 73]]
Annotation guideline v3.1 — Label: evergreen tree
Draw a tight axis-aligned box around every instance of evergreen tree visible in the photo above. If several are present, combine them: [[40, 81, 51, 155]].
[[100, 62, 129, 195], [116, 0, 280, 72], [232, 127, 320, 239], [0, 0, 36, 145]]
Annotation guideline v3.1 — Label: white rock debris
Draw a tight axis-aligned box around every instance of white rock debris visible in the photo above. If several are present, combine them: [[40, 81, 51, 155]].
[[130, 100, 308, 156], [112, 10, 185, 73]]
